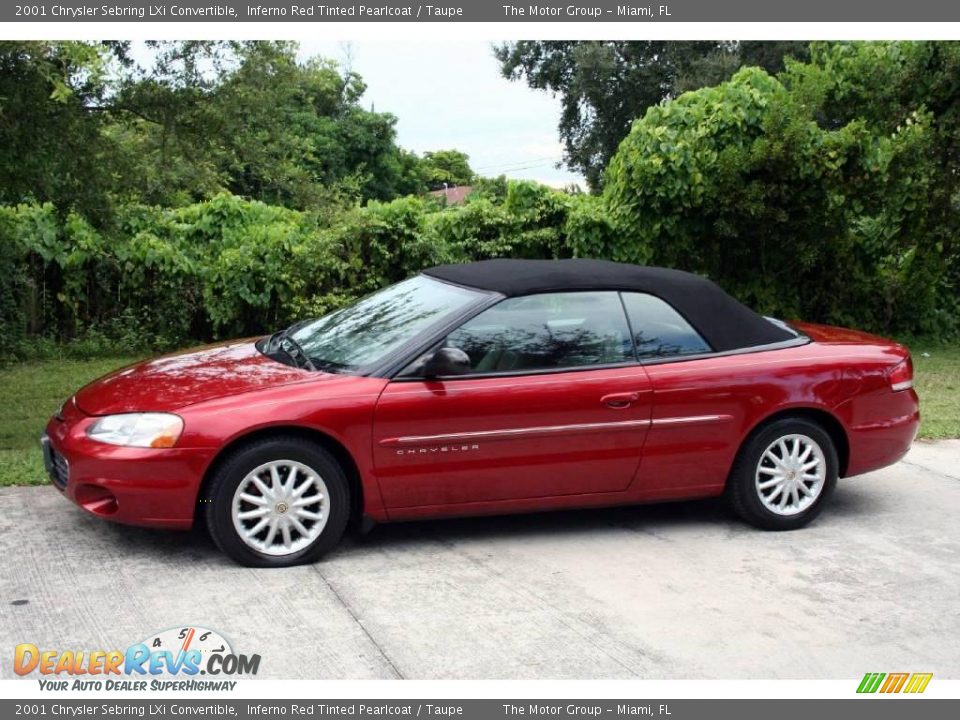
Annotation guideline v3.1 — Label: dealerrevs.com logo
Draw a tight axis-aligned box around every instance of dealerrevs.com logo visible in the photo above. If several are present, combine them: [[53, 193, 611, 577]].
[[14, 626, 260, 691], [857, 672, 933, 694]]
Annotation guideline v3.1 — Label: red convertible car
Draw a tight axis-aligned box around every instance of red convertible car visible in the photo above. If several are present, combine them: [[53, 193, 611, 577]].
[[43, 259, 919, 566]]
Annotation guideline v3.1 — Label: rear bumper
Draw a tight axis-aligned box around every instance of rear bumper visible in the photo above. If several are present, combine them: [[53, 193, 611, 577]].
[[841, 387, 920, 477], [43, 406, 215, 530]]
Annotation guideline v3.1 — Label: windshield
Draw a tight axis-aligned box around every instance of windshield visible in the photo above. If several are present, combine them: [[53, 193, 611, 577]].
[[279, 275, 484, 372]]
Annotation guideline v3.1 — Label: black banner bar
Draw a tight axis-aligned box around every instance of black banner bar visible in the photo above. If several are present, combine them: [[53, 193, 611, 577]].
[[2, 699, 959, 720], [5, 0, 960, 23]]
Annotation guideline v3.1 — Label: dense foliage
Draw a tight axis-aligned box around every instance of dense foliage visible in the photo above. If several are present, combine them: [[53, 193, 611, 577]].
[[604, 44, 960, 336], [495, 40, 810, 190], [2, 41, 958, 362], [0, 42, 119, 225], [0, 41, 473, 219], [420, 150, 476, 190], [0, 184, 597, 359]]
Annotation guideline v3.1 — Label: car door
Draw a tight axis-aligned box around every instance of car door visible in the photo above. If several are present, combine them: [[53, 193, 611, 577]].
[[619, 291, 742, 496], [371, 291, 653, 509]]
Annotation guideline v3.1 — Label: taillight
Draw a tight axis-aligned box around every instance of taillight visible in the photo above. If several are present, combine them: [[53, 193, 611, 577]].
[[888, 356, 914, 392]]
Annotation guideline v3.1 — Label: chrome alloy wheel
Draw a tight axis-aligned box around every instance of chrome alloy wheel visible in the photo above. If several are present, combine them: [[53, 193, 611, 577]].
[[754, 434, 827, 516], [231, 460, 329, 556]]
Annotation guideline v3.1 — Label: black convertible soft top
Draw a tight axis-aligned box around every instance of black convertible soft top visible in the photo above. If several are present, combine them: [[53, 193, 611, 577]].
[[423, 258, 794, 352]]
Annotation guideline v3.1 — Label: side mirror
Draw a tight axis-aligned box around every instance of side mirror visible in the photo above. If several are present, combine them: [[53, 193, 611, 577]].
[[421, 347, 471, 378]]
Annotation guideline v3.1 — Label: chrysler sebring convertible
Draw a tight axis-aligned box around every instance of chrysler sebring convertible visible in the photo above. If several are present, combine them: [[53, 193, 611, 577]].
[[42, 259, 920, 566]]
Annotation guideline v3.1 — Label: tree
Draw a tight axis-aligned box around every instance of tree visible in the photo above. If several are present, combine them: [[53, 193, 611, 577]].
[[785, 41, 960, 332], [420, 150, 475, 190], [603, 63, 945, 335], [0, 42, 124, 223], [1, 41, 477, 216], [112, 41, 424, 209], [494, 41, 810, 190]]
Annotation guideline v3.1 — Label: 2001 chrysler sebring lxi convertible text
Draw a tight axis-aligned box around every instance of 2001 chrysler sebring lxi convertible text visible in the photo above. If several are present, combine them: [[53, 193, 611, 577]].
[[42, 260, 920, 566]]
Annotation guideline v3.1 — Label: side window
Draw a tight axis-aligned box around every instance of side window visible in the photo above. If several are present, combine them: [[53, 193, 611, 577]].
[[440, 291, 634, 375], [621, 292, 712, 359]]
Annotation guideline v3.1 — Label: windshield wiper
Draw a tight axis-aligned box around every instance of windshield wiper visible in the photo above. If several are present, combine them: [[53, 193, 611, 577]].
[[309, 358, 350, 374], [267, 327, 316, 371], [261, 319, 350, 374]]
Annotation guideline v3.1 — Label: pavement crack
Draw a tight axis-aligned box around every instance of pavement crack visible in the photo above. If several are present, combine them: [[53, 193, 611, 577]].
[[311, 565, 405, 679], [899, 459, 960, 482], [423, 531, 659, 678]]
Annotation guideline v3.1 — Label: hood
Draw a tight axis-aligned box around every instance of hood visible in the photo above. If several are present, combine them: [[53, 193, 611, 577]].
[[74, 340, 317, 415]]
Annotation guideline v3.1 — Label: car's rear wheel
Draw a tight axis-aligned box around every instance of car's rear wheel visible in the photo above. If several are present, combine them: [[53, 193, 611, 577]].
[[204, 437, 350, 567], [727, 417, 838, 530]]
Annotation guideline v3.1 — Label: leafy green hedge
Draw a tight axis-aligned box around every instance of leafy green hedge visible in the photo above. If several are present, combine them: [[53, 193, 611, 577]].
[[603, 66, 956, 335], [3, 43, 959, 361], [2, 162, 956, 363], [0, 183, 602, 359]]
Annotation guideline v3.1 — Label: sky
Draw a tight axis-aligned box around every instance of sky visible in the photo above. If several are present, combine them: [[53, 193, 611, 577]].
[[298, 40, 584, 188]]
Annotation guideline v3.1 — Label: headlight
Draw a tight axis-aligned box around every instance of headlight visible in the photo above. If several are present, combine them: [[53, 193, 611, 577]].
[[86, 413, 184, 448]]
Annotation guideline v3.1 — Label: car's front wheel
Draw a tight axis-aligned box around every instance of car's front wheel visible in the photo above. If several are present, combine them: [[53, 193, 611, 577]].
[[727, 418, 838, 530], [204, 437, 350, 567]]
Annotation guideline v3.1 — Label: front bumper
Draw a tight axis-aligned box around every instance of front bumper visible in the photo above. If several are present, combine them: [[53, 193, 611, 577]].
[[43, 400, 216, 530]]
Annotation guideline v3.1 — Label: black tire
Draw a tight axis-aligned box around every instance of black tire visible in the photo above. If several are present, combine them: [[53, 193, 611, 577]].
[[727, 417, 838, 531], [204, 437, 350, 567]]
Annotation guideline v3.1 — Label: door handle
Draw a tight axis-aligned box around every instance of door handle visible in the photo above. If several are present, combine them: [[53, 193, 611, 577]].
[[601, 392, 640, 409]]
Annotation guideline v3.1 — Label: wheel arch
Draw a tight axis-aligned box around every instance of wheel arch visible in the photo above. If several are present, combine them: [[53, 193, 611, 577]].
[[738, 407, 850, 479], [194, 425, 365, 530]]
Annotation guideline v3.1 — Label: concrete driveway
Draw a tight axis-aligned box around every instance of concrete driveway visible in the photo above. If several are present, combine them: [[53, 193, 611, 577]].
[[1, 441, 958, 680]]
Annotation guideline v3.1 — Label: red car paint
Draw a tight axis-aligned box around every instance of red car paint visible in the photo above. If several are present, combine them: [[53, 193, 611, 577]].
[[44, 322, 918, 530]]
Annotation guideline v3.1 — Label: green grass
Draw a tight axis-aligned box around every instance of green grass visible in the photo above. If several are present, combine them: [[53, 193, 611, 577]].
[[909, 343, 960, 439], [0, 357, 136, 487], [0, 346, 957, 487]]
